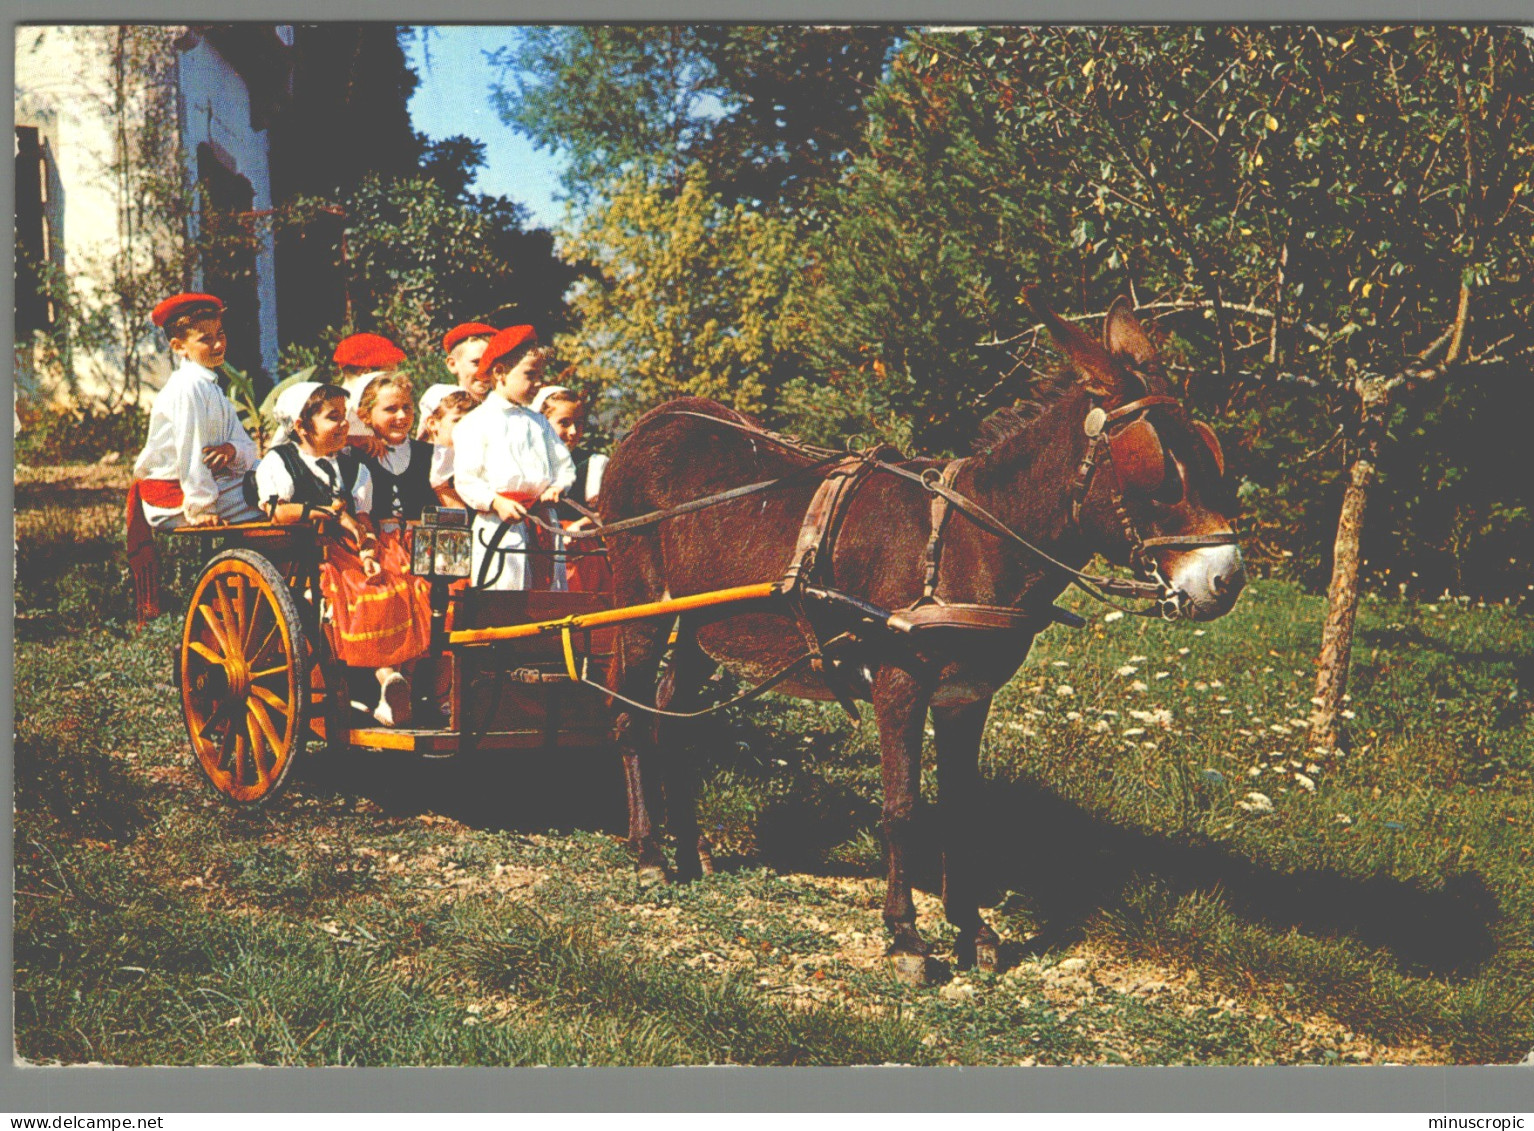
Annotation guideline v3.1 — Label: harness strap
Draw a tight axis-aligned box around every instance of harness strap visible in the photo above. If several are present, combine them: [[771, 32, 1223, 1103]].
[[585, 644, 837, 720], [919, 459, 966, 604], [778, 450, 890, 720]]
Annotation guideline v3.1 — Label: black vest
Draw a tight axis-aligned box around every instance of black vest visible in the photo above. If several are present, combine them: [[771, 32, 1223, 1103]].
[[363, 438, 436, 522], [243, 443, 360, 511]]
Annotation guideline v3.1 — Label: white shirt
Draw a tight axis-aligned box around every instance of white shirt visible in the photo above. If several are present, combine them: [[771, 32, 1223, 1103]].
[[583, 452, 608, 503], [132, 358, 259, 520], [253, 445, 373, 516], [375, 439, 413, 477], [429, 443, 455, 489], [453, 391, 576, 512]]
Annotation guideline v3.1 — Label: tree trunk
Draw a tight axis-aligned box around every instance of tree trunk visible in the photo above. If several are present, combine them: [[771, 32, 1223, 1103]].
[[1308, 452, 1376, 753]]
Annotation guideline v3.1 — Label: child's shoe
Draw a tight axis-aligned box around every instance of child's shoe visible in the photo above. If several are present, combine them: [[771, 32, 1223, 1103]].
[[374, 672, 412, 728]]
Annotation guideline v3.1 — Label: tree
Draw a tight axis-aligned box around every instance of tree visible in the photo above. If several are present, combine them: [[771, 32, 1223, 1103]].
[[268, 24, 428, 348], [324, 172, 578, 356], [554, 163, 804, 422], [796, 26, 1533, 749], [265, 26, 576, 364], [490, 25, 898, 213]]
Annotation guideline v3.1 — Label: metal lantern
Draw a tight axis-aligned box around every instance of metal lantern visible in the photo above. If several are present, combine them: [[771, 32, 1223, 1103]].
[[410, 507, 472, 579]]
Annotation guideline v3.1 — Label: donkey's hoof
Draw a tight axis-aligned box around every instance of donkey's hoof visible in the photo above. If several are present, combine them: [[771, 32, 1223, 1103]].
[[636, 864, 669, 887], [887, 952, 931, 985]]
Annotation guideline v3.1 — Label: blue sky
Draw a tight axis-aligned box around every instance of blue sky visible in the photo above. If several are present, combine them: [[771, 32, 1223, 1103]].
[[404, 26, 568, 231]]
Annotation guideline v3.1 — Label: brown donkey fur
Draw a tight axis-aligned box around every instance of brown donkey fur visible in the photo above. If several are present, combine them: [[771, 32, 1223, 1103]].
[[597, 291, 1243, 972]]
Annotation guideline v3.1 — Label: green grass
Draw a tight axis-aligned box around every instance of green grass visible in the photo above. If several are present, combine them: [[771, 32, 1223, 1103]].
[[13, 474, 1534, 1065]]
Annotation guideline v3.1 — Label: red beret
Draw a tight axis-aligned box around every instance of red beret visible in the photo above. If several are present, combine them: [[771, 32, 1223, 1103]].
[[443, 322, 498, 354], [151, 293, 223, 329], [332, 332, 406, 370], [474, 325, 538, 383]]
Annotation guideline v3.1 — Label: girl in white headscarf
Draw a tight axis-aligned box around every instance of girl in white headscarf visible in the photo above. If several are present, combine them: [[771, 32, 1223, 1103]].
[[252, 381, 432, 727]]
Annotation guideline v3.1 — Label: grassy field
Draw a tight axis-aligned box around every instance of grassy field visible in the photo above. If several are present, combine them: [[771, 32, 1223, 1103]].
[[13, 465, 1534, 1065]]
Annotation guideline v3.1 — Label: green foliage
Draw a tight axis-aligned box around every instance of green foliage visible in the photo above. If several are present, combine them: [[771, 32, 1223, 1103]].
[[556, 164, 805, 421], [491, 26, 898, 213], [782, 25, 1534, 591], [271, 171, 577, 363], [493, 26, 716, 203]]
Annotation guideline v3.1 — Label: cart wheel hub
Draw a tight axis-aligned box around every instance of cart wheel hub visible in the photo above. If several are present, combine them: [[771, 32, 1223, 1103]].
[[225, 657, 251, 698]]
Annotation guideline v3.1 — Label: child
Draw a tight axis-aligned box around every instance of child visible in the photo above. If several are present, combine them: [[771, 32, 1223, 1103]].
[[420, 388, 476, 511], [452, 325, 575, 591], [416, 322, 498, 429], [355, 372, 436, 526], [533, 385, 611, 593], [332, 331, 406, 460], [254, 381, 432, 727], [127, 292, 262, 623]]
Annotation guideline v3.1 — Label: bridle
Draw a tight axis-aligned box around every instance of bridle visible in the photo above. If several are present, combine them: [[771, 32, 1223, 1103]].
[[1069, 394, 1241, 619]]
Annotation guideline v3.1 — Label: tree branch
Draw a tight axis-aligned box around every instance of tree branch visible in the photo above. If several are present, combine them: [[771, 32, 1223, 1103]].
[[1092, 88, 1235, 380]]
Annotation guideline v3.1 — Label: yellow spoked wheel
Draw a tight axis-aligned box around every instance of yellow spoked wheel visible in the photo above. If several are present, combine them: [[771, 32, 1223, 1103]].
[[180, 549, 309, 805]]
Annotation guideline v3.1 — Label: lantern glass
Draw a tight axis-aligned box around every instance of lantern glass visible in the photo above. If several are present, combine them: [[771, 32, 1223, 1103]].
[[411, 528, 434, 575], [436, 528, 471, 578]]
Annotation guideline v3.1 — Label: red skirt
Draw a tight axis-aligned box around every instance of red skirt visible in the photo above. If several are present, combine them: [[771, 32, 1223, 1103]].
[[320, 531, 432, 668], [563, 520, 612, 594]]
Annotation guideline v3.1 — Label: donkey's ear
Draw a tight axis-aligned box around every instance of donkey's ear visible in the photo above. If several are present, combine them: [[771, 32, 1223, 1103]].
[[1103, 296, 1158, 364], [1025, 285, 1124, 399]]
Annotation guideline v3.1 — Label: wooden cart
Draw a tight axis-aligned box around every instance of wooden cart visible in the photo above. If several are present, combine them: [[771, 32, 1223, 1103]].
[[171, 514, 623, 806]]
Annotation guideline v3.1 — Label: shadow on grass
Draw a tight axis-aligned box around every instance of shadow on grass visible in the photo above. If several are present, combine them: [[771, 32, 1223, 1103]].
[[307, 739, 1498, 979], [302, 744, 631, 838], [914, 776, 1498, 978], [1359, 624, 1534, 696]]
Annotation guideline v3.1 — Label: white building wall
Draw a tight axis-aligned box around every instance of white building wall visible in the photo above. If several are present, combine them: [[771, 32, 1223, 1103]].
[[177, 35, 281, 384], [14, 26, 175, 398], [13, 25, 286, 406]]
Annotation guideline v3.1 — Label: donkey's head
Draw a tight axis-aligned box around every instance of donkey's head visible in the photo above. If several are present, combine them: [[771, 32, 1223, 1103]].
[[1026, 287, 1245, 622]]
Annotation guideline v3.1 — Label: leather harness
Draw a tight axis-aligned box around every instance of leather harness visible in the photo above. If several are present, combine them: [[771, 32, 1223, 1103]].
[[507, 403, 1238, 718]]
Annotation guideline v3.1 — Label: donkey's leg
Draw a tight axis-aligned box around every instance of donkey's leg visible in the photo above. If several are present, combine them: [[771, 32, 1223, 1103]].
[[872, 666, 933, 981], [932, 696, 1002, 973], [654, 624, 719, 881], [611, 619, 671, 882]]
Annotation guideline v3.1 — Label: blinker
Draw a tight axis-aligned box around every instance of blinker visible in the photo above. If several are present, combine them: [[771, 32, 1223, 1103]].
[[1083, 407, 1107, 437], [1192, 420, 1225, 476], [1108, 418, 1167, 493]]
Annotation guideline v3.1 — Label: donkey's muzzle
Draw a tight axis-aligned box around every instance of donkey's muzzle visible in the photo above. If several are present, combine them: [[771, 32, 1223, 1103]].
[[1167, 543, 1245, 621]]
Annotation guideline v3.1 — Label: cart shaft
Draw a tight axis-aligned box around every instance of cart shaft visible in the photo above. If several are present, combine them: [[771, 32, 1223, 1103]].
[[447, 582, 778, 647]]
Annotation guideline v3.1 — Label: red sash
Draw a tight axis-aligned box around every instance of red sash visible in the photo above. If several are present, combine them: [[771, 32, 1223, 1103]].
[[496, 491, 554, 589], [125, 478, 184, 626]]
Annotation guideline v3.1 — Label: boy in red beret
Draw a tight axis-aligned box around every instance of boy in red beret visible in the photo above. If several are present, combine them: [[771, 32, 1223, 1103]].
[[412, 322, 497, 505], [332, 331, 407, 459], [451, 326, 575, 590], [415, 322, 497, 441], [127, 293, 262, 621]]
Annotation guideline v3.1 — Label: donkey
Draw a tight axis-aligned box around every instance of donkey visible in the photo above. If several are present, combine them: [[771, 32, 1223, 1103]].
[[597, 290, 1245, 975]]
